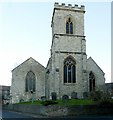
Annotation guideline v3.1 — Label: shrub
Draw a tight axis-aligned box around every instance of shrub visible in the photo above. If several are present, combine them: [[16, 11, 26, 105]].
[[99, 99, 113, 106], [101, 91, 111, 100], [41, 100, 58, 106], [89, 90, 112, 102], [89, 91, 102, 101]]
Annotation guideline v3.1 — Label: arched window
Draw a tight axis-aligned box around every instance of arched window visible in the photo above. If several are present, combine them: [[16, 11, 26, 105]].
[[66, 22, 69, 34], [66, 17, 73, 34], [25, 71, 36, 92], [89, 71, 95, 92], [70, 22, 73, 34], [64, 57, 76, 83]]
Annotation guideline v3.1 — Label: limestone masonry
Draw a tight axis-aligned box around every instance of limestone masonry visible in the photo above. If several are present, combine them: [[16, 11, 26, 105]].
[[11, 3, 105, 103]]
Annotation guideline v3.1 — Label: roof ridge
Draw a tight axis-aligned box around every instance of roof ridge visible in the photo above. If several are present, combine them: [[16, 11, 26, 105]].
[[12, 57, 46, 71], [88, 57, 105, 74]]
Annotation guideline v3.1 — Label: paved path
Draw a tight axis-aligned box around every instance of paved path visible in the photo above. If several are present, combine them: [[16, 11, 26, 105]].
[[2, 110, 113, 120]]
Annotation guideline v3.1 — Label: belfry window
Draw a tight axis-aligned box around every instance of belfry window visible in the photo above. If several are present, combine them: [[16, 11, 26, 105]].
[[66, 17, 73, 34], [25, 71, 36, 92], [89, 71, 95, 92], [64, 57, 76, 83]]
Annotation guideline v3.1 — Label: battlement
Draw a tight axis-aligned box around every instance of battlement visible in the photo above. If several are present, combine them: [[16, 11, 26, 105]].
[[54, 2, 85, 11]]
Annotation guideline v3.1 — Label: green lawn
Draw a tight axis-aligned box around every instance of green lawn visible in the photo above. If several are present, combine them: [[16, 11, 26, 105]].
[[16, 100, 42, 105], [58, 99, 96, 106], [16, 99, 97, 106]]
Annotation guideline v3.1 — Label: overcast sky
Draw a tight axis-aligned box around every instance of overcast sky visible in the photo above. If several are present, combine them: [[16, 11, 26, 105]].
[[0, 1, 111, 86]]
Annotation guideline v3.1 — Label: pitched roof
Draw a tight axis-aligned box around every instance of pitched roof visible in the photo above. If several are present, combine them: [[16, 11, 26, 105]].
[[105, 83, 113, 92], [12, 57, 46, 72], [105, 83, 113, 88], [0, 85, 10, 91], [87, 57, 105, 75]]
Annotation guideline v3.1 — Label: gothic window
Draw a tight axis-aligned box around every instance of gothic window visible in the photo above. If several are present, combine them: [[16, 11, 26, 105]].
[[70, 22, 73, 34], [25, 71, 36, 92], [66, 17, 73, 34], [64, 57, 76, 83], [89, 71, 95, 92], [66, 22, 69, 34]]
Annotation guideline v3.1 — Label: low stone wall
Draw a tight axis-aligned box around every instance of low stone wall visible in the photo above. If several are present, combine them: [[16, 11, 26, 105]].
[[3, 104, 113, 117], [68, 105, 113, 116], [3, 104, 68, 117]]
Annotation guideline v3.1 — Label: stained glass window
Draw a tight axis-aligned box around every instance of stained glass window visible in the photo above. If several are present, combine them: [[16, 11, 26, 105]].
[[89, 71, 95, 92], [64, 57, 76, 83], [66, 22, 69, 34], [70, 22, 73, 34], [66, 18, 73, 34], [25, 71, 36, 92]]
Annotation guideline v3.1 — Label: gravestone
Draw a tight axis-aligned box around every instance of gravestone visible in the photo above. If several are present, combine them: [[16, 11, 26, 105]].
[[51, 92, 57, 100], [41, 96, 46, 101], [71, 92, 77, 99], [62, 95, 69, 100], [83, 92, 88, 99]]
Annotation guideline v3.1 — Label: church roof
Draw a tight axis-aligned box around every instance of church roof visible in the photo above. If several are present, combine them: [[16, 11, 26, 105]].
[[0, 85, 10, 91], [105, 83, 113, 93], [12, 57, 46, 72], [105, 83, 113, 88], [87, 57, 105, 75]]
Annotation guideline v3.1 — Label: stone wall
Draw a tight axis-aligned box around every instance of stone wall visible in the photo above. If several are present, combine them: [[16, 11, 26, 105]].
[[11, 57, 46, 103], [3, 104, 113, 116], [87, 57, 105, 91], [51, 2, 85, 36], [48, 2, 87, 99], [3, 104, 68, 117], [11, 2, 105, 103]]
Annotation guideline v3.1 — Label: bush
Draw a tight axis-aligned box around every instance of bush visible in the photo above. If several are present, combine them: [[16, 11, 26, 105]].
[[89, 91, 102, 101], [99, 99, 113, 106], [41, 100, 58, 106], [89, 90, 112, 102]]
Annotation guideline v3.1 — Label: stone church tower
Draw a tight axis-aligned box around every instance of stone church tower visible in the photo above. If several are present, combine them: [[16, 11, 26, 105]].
[[11, 3, 105, 103], [46, 3, 88, 99]]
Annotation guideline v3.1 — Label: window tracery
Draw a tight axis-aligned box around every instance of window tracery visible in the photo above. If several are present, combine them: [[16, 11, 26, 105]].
[[66, 17, 73, 34], [25, 71, 36, 92], [89, 71, 95, 91], [64, 57, 76, 83]]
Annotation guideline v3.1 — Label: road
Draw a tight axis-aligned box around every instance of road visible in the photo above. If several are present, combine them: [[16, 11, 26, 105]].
[[2, 110, 49, 119], [2, 110, 34, 119], [1, 110, 113, 120]]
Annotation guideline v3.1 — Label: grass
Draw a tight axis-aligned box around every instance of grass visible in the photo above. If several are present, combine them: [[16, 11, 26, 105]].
[[57, 99, 96, 106], [16, 99, 97, 106], [16, 100, 42, 105]]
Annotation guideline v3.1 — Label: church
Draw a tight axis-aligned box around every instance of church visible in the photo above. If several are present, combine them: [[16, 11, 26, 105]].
[[11, 3, 105, 103]]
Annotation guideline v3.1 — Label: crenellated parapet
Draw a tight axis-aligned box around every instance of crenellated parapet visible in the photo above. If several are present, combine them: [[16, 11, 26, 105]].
[[54, 2, 85, 11]]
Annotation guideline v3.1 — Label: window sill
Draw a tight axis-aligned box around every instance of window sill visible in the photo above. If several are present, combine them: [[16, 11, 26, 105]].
[[63, 83, 76, 86]]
